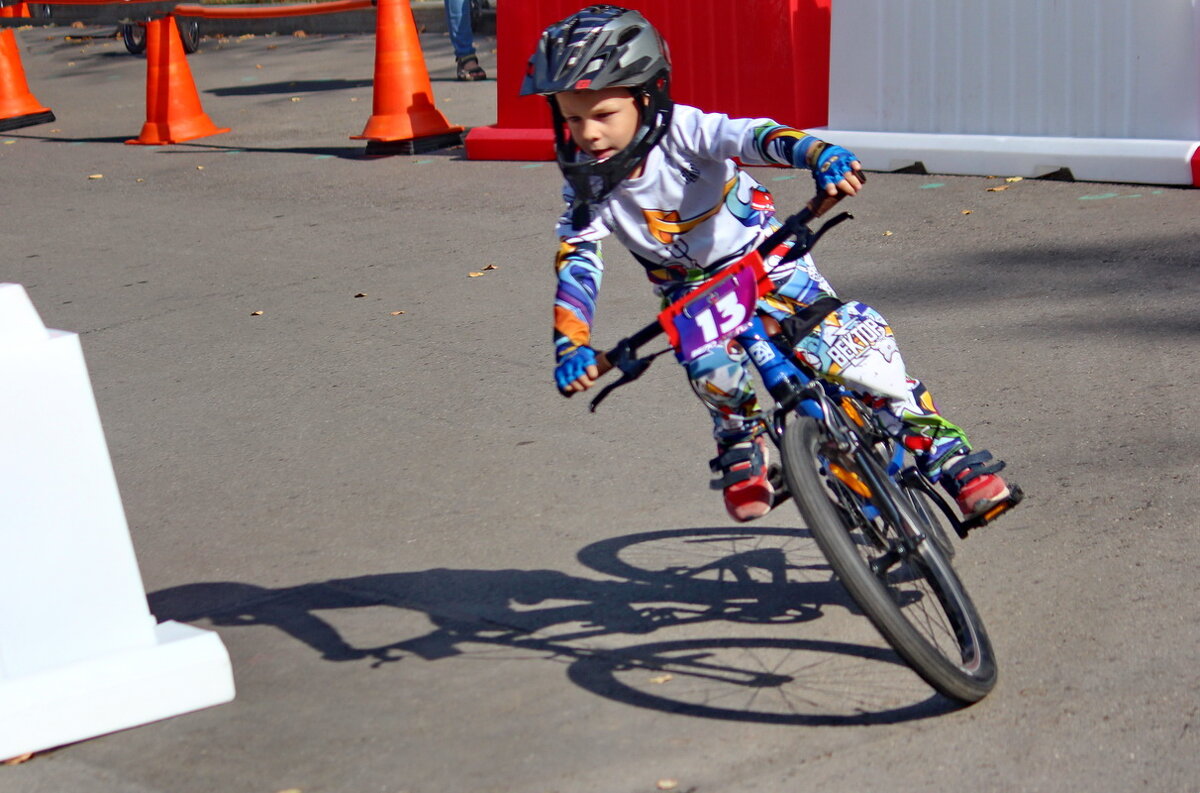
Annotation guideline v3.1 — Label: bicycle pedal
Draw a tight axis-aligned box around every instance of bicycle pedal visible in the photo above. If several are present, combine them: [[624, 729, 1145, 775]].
[[960, 484, 1024, 534]]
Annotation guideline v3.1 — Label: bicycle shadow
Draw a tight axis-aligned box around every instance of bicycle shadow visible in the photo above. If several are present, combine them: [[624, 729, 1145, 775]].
[[149, 525, 955, 724]]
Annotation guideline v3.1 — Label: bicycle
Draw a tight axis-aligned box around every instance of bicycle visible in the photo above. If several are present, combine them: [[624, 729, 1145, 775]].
[[570, 192, 1022, 704]]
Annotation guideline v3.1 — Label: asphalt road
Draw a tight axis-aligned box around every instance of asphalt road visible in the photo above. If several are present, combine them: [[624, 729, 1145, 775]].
[[4, 25, 1200, 793]]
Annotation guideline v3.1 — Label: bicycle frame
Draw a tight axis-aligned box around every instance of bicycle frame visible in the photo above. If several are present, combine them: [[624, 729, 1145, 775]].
[[733, 317, 940, 547]]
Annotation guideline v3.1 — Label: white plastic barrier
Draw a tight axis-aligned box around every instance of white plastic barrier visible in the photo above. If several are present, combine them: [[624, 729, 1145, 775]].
[[815, 0, 1200, 185], [0, 283, 234, 760]]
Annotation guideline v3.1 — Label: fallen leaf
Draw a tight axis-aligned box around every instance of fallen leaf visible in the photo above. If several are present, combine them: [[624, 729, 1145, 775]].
[[251, 310, 263, 316], [70, 20, 85, 28], [136, 178, 145, 182], [354, 293, 367, 298], [266, 44, 278, 50], [468, 272, 485, 278], [482, 264, 498, 271], [882, 230, 893, 236], [274, 789, 302, 793], [255, 63, 263, 69], [3, 753, 33, 765], [986, 185, 1009, 192], [648, 673, 673, 684], [88, 173, 103, 179], [656, 780, 678, 791], [293, 30, 307, 38], [3, 140, 14, 145], [196, 165, 204, 170], [961, 209, 973, 215], [390, 311, 405, 315], [1005, 176, 1024, 183], [290, 97, 301, 102]]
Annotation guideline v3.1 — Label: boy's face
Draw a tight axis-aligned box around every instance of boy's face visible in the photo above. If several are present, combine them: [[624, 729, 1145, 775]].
[[556, 87, 641, 163]]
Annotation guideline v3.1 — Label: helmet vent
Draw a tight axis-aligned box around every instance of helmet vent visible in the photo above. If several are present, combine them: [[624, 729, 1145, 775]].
[[616, 25, 642, 45]]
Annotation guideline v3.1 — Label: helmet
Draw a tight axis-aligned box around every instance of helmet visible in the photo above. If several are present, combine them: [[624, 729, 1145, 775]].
[[521, 5, 673, 221]]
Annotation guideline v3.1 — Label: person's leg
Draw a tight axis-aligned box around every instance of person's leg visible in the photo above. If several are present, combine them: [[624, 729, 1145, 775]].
[[686, 343, 774, 522], [443, 0, 474, 58], [444, 0, 486, 80], [788, 299, 1011, 518]]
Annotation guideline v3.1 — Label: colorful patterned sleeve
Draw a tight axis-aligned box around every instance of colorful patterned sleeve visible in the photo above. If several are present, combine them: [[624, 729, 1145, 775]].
[[682, 109, 825, 172], [552, 182, 611, 362], [749, 123, 823, 170], [553, 238, 604, 362]]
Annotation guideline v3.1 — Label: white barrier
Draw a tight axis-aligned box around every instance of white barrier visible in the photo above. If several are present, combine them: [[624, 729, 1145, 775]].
[[0, 283, 234, 760], [815, 0, 1200, 185]]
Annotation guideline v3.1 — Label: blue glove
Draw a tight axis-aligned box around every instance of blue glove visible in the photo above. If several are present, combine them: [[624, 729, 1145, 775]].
[[555, 345, 598, 392], [809, 143, 859, 193]]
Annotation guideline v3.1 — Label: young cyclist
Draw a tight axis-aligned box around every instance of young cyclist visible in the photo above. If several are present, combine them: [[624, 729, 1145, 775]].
[[523, 5, 1018, 524]]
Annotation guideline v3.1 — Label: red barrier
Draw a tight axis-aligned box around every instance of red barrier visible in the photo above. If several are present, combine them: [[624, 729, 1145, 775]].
[[173, 0, 372, 19], [465, 0, 831, 161]]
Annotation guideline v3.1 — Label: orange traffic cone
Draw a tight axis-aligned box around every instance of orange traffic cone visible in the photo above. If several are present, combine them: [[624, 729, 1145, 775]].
[[0, 4, 31, 18], [126, 16, 228, 145], [352, 0, 463, 154], [0, 29, 54, 132]]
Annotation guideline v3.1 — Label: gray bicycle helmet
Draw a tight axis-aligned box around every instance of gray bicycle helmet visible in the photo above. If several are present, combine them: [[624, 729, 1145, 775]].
[[521, 5, 673, 224]]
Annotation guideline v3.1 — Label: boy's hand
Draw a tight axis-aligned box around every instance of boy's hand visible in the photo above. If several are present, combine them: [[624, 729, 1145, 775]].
[[809, 143, 865, 197], [556, 345, 600, 394]]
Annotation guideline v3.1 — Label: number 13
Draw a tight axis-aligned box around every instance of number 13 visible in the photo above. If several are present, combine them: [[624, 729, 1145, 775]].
[[693, 291, 747, 343]]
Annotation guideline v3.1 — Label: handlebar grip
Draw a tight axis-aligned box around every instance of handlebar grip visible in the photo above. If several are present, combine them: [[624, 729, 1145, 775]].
[[595, 350, 614, 377], [805, 192, 842, 219]]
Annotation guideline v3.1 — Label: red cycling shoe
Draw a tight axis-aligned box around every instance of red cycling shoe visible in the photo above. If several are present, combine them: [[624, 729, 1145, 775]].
[[711, 436, 775, 522], [943, 450, 1013, 522]]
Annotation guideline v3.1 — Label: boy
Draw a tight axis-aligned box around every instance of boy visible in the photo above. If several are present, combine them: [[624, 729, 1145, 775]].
[[522, 5, 1016, 524]]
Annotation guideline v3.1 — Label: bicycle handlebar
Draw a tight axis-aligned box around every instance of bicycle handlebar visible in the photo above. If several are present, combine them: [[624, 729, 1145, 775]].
[[590, 188, 854, 381]]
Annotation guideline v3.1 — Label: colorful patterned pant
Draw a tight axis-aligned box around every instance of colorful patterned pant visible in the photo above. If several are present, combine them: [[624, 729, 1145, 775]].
[[681, 253, 971, 478]]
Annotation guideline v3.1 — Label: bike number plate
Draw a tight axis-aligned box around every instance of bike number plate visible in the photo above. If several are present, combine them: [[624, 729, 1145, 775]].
[[657, 251, 772, 363]]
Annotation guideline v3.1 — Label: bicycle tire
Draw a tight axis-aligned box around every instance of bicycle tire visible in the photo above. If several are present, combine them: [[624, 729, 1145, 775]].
[[781, 416, 997, 703], [904, 478, 957, 560]]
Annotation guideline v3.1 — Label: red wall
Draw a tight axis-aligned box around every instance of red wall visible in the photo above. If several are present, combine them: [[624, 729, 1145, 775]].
[[468, 0, 831, 159]]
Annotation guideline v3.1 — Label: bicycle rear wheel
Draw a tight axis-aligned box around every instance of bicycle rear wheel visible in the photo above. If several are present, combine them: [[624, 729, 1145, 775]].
[[782, 416, 996, 703]]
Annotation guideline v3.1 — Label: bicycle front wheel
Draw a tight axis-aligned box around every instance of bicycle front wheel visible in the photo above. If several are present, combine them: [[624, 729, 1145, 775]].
[[782, 416, 997, 703]]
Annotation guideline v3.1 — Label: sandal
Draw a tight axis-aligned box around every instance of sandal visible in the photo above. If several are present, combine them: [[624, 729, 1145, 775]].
[[456, 55, 487, 82]]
